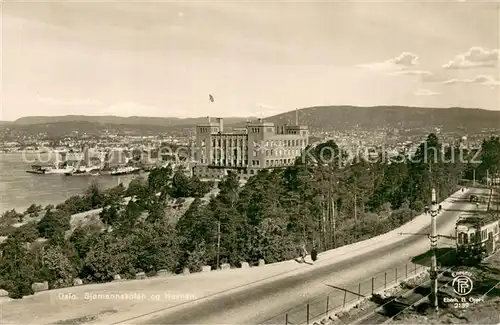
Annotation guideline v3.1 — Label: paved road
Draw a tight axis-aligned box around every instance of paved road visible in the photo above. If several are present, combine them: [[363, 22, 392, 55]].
[[129, 188, 485, 325]]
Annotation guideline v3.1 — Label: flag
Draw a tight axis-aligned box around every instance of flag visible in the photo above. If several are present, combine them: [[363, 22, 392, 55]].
[[209, 94, 214, 102]]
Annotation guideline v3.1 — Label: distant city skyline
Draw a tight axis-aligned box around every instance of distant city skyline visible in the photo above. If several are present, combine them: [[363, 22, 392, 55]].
[[1, 1, 499, 121]]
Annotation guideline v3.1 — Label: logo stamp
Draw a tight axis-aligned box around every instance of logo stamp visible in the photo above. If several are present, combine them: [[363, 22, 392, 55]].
[[452, 275, 473, 296]]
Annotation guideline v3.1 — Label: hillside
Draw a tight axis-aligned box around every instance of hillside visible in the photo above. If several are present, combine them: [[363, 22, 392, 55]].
[[2, 106, 498, 137], [13, 115, 250, 126], [265, 106, 500, 132], [0, 121, 197, 138]]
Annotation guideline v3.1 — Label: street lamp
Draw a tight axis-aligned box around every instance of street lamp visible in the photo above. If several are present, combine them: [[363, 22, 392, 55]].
[[429, 188, 438, 312]]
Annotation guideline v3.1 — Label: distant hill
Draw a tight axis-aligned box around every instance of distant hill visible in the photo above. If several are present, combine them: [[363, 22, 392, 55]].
[[0, 121, 196, 138], [2, 106, 498, 137], [264, 106, 500, 132], [13, 115, 251, 126]]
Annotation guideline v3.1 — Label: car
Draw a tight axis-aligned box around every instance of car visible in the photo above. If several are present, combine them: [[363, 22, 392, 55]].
[[469, 195, 479, 202]]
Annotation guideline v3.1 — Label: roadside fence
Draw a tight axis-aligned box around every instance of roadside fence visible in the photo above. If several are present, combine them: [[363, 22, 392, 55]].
[[262, 260, 428, 325], [263, 245, 460, 325]]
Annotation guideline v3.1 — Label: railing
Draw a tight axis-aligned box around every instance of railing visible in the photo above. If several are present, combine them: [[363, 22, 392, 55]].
[[262, 261, 428, 325]]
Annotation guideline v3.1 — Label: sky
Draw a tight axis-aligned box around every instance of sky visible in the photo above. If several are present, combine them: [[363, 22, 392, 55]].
[[0, 0, 499, 120]]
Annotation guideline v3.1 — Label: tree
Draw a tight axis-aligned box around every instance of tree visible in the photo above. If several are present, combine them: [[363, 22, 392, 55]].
[[145, 198, 166, 223], [148, 165, 173, 201], [11, 222, 39, 243], [126, 176, 147, 198], [81, 234, 134, 282], [115, 200, 142, 233], [176, 199, 217, 269], [37, 209, 70, 242], [171, 170, 191, 198], [56, 195, 90, 214], [25, 204, 42, 219], [70, 225, 101, 260], [85, 180, 104, 209], [253, 218, 296, 264], [185, 240, 210, 272], [126, 220, 179, 273], [100, 204, 120, 228], [474, 137, 500, 181], [189, 176, 211, 198], [39, 246, 75, 289], [1, 209, 23, 226], [0, 237, 36, 298], [103, 183, 125, 206]]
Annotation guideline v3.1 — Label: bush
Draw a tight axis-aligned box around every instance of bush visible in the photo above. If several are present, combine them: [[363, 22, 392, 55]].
[[1, 278, 34, 299], [37, 210, 70, 240], [39, 246, 75, 289], [11, 222, 39, 243]]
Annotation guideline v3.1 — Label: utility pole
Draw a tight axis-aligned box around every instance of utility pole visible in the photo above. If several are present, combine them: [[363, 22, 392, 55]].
[[429, 188, 439, 312], [487, 187, 493, 211], [321, 198, 326, 251], [496, 190, 499, 217], [328, 172, 336, 249], [332, 195, 336, 249], [354, 192, 357, 241], [473, 169, 476, 186], [216, 220, 221, 270]]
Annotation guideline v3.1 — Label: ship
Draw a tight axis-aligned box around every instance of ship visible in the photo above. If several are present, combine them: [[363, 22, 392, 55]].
[[110, 166, 141, 176], [26, 162, 74, 175], [64, 166, 101, 176]]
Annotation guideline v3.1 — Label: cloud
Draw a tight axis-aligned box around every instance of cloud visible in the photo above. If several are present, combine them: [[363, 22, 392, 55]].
[[442, 47, 499, 69], [414, 89, 439, 96], [358, 52, 418, 71], [390, 52, 419, 66], [37, 96, 103, 106], [442, 75, 500, 87], [389, 70, 432, 77]]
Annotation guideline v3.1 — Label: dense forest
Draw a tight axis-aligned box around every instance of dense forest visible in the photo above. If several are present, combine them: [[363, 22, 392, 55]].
[[0, 134, 499, 299]]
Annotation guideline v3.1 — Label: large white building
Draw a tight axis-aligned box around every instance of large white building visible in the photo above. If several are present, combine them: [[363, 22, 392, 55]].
[[193, 116, 309, 179]]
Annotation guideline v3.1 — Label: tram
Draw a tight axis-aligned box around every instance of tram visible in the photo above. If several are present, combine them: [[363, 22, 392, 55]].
[[455, 213, 500, 264]]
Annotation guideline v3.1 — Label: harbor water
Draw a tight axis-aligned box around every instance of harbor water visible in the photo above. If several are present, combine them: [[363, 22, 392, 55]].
[[0, 153, 145, 214]]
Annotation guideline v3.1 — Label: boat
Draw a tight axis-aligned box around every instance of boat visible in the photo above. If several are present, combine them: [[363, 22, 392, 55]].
[[110, 166, 141, 176], [26, 162, 73, 175], [89, 169, 100, 176], [64, 166, 101, 176]]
